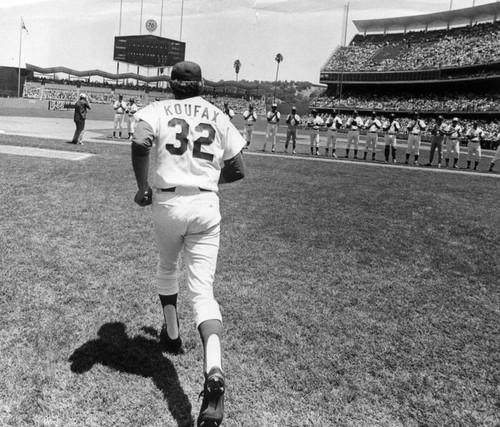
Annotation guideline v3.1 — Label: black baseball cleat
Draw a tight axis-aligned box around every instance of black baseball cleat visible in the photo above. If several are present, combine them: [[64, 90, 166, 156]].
[[160, 324, 183, 354], [197, 367, 225, 427]]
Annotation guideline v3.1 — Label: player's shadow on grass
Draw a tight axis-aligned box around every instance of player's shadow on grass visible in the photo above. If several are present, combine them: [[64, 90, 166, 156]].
[[68, 322, 193, 427]]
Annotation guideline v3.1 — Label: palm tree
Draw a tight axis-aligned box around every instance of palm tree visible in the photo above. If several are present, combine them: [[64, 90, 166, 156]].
[[273, 53, 283, 102], [233, 60, 241, 82]]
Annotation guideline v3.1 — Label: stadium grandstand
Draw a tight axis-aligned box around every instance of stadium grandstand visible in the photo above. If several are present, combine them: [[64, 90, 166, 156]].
[[314, 1, 500, 146], [19, 63, 265, 114]]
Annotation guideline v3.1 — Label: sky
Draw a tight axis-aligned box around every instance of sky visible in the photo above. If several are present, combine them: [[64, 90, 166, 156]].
[[0, 0, 496, 83]]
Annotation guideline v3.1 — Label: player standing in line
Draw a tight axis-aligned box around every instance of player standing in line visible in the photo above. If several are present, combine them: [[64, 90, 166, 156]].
[[404, 112, 426, 166], [345, 110, 363, 159], [125, 98, 138, 139], [284, 106, 301, 154], [113, 94, 127, 138], [242, 104, 257, 149], [263, 103, 280, 152], [131, 61, 246, 427], [465, 122, 484, 170], [307, 109, 324, 156], [444, 117, 462, 169], [363, 111, 381, 161], [382, 113, 400, 163], [223, 102, 235, 120], [489, 135, 500, 172], [71, 93, 91, 145], [324, 110, 343, 158], [424, 115, 446, 168]]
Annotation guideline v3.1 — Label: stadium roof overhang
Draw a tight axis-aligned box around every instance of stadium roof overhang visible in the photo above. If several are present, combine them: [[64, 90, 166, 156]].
[[353, 2, 500, 34]]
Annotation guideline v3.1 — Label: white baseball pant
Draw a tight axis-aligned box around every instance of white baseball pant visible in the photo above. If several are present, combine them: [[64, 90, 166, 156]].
[[152, 189, 222, 327], [346, 130, 360, 150], [406, 134, 421, 155], [445, 138, 460, 158]]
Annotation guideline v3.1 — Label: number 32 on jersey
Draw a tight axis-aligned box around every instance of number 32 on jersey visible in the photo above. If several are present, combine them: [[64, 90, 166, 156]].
[[166, 118, 215, 161]]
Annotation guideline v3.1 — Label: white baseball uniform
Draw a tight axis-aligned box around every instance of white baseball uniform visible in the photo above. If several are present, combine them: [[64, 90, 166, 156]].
[[364, 117, 382, 158], [264, 109, 281, 151], [113, 99, 127, 136], [445, 122, 462, 160], [492, 135, 500, 165], [134, 96, 246, 326], [325, 115, 343, 155], [242, 109, 258, 147], [466, 126, 483, 163], [346, 115, 364, 154], [126, 102, 139, 137], [406, 118, 426, 156], [308, 115, 324, 155]]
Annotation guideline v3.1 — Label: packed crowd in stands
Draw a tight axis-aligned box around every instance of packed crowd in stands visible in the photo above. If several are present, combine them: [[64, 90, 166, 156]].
[[310, 92, 500, 113], [23, 80, 267, 114], [324, 20, 500, 72], [205, 95, 266, 115]]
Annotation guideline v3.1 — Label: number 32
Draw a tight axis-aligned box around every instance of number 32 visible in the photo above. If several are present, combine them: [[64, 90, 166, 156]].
[[166, 118, 215, 161]]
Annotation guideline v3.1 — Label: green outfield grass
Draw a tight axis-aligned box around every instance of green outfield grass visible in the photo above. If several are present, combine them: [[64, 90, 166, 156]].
[[0, 134, 499, 427]]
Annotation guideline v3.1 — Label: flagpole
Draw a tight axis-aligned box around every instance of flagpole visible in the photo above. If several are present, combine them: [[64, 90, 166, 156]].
[[18, 19, 23, 98], [117, 0, 123, 75], [180, 0, 184, 41], [160, 0, 164, 36]]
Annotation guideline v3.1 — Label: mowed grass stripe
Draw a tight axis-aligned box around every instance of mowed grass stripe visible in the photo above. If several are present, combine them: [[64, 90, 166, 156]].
[[0, 144, 93, 160], [0, 134, 499, 426]]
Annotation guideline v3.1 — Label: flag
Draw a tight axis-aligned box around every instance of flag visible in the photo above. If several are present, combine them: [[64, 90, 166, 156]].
[[21, 17, 29, 35]]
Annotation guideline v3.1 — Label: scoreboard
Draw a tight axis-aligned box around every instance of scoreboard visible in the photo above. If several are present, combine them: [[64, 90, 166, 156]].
[[113, 35, 185, 68]]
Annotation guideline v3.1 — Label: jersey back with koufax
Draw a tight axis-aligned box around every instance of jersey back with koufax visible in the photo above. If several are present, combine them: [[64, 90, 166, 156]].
[[135, 96, 245, 192]]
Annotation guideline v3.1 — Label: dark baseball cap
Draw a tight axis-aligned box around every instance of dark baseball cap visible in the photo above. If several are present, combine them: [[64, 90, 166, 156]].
[[171, 61, 202, 82]]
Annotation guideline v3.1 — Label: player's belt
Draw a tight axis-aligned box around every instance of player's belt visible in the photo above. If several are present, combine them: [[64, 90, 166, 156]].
[[411, 133, 420, 135], [368, 131, 377, 133], [245, 123, 254, 126], [159, 187, 212, 192]]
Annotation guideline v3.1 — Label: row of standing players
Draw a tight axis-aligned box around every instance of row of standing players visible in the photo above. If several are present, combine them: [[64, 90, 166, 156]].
[[112, 95, 139, 139], [227, 103, 500, 173]]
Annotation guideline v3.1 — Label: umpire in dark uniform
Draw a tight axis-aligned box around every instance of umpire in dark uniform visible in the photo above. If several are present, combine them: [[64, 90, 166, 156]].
[[72, 93, 91, 144]]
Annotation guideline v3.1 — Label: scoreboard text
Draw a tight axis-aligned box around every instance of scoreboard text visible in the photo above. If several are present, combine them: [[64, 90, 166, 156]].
[[113, 35, 186, 68]]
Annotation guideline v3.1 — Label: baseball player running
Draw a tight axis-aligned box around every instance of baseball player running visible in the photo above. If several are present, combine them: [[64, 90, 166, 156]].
[[425, 115, 446, 167], [466, 122, 484, 170], [113, 95, 127, 138], [405, 112, 426, 166], [382, 113, 400, 163], [307, 109, 324, 156], [284, 106, 301, 154], [363, 111, 381, 161], [131, 61, 246, 427], [345, 110, 363, 159], [242, 104, 257, 149], [324, 110, 343, 157], [444, 117, 462, 169], [263, 103, 280, 152], [125, 98, 138, 139]]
